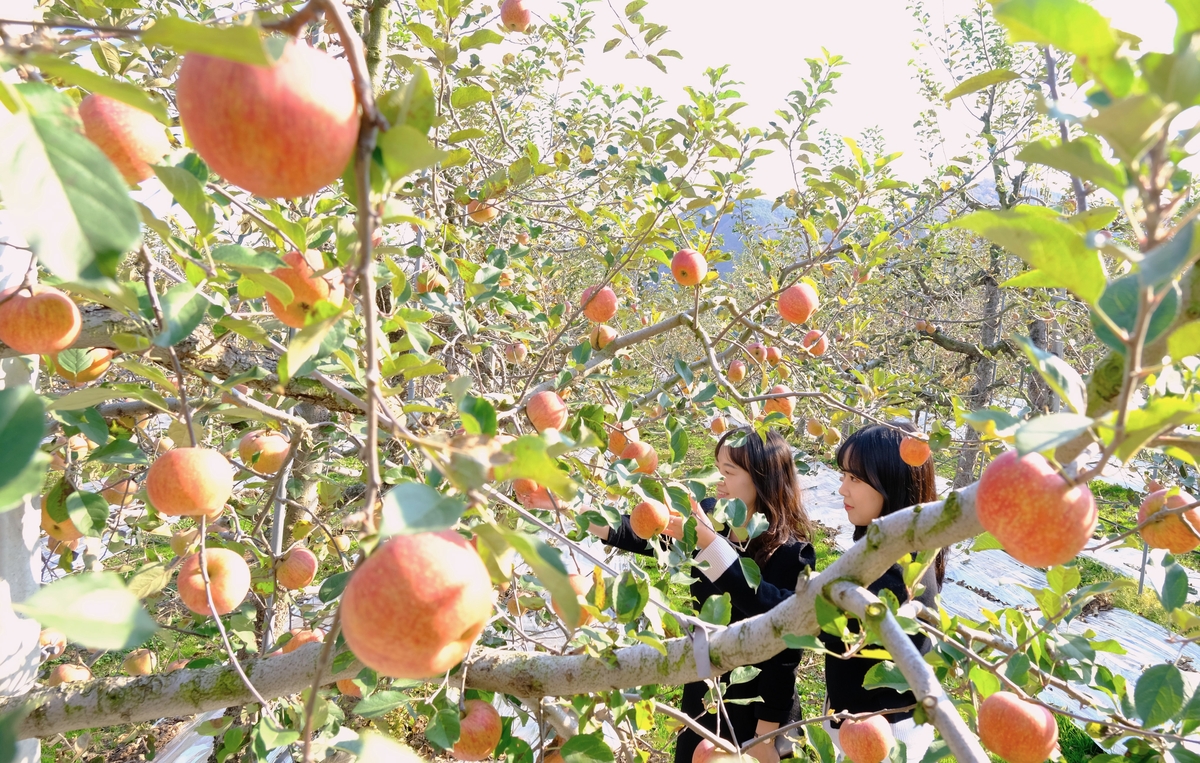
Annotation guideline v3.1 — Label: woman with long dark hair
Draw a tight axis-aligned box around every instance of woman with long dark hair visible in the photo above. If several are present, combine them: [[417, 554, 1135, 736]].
[[589, 427, 816, 763], [825, 421, 945, 760]]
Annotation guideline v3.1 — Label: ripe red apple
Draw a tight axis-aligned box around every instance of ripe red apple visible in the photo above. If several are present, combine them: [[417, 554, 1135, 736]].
[[838, 714, 893, 763], [526, 390, 569, 432], [590, 324, 617, 350], [122, 648, 157, 675], [177, 548, 252, 616], [630, 501, 670, 539], [710, 416, 727, 434], [499, 0, 532, 32], [801, 330, 828, 356], [608, 425, 639, 456], [281, 628, 323, 654], [336, 678, 362, 697], [46, 664, 92, 686], [39, 628, 67, 659], [763, 385, 794, 418], [621, 441, 659, 474], [340, 531, 494, 678], [51, 348, 114, 385], [977, 451, 1097, 567], [78, 94, 170, 185], [417, 269, 450, 294], [899, 437, 931, 467], [727, 360, 747, 383], [671, 249, 708, 286], [517, 231, 531, 245], [765, 346, 782, 366], [581, 284, 618, 322], [176, 40, 358, 198], [277, 545, 318, 590], [452, 699, 503, 760], [498, 269, 514, 288], [238, 429, 291, 475], [264, 251, 345, 329], [778, 283, 819, 324], [1138, 488, 1200, 554], [977, 692, 1058, 763], [146, 447, 234, 517], [0, 285, 81, 355], [745, 342, 768, 364], [692, 739, 715, 763], [503, 342, 528, 364], [514, 478, 558, 511], [551, 573, 593, 629], [467, 199, 500, 224]]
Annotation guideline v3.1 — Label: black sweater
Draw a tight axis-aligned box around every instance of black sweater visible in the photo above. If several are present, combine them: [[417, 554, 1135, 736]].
[[603, 498, 817, 723], [819, 562, 940, 726]]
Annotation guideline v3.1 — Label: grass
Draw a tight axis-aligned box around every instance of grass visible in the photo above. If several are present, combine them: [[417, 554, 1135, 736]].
[[1073, 555, 1200, 633]]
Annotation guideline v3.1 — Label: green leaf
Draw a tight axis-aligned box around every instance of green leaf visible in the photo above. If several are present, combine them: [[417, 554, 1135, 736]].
[[126, 561, 175, 599], [1016, 137, 1127, 197], [1047, 565, 1082, 595], [1159, 562, 1190, 612], [66, 490, 110, 537], [450, 85, 492, 109], [943, 69, 1020, 101], [142, 16, 272, 65], [738, 557, 762, 590], [1091, 274, 1180, 354], [1082, 94, 1176, 165], [378, 481, 467, 536], [968, 664, 1001, 698], [211, 244, 286, 272], [615, 570, 649, 623], [153, 283, 210, 347], [27, 56, 169, 123], [1015, 337, 1088, 414], [1013, 413, 1094, 455], [380, 66, 436, 134], [153, 164, 215, 237], [278, 308, 346, 382], [378, 125, 448, 180], [971, 531, 1006, 552], [424, 703, 461, 749], [1169, 320, 1200, 360], [354, 690, 411, 719], [951, 207, 1105, 306], [0, 451, 50, 510], [560, 733, 615, 763], [781, 633, 826, 651], [994, 0, 1119, 58], [0, 387, 46, 508], [862, 661, 910, 692], [1138, 220, 1197, 289], [0, 95, 140, 284], [255, 716, 299, 750], [446, 128, 486, 144], [1135, 663, 1185, 727], [459, 28, 504, 51], [14, 572, 158, 649], [459, 395, 497, 436], [318, 570, 351, 603], [493, 435, 578, 499], [699, 592, 731, 625]]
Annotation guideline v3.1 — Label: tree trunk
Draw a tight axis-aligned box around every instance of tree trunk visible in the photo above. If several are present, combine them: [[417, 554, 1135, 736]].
[[954, 246, 1004, 487]]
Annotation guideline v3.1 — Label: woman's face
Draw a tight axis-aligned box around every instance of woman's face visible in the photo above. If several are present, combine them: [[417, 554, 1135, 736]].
[[715, 445, 757, 513], [838, 470, 885, 527]]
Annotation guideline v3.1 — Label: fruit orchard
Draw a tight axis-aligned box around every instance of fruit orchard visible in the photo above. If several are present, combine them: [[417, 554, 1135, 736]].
[[0, 0, 1199, 762]]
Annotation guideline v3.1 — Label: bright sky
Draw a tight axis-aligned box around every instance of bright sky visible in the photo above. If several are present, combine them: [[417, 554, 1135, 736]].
[[525, 0, 1180, 197]]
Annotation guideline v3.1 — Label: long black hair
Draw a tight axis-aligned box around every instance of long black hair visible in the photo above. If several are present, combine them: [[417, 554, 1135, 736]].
[[715, 427, 813, 565], [836, 421, 946, 585]]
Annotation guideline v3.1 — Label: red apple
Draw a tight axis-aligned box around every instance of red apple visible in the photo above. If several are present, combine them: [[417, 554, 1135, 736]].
[[801, 330, 828, 356], [177, 548, 252, 616], [526, 390, 568, 432], [838, 714, 893, 763], [607, 425, 639, 456], [467, 199, 499, 224], [778, 283, 819, 324], [0, 285, 81, 355], [765, 346, 782, 366], [581, 285, 618, 322], [745, 342, 768, 364], [238, 429, 291, 475], [499, 0, 532, 32], [514, 478, 558, 511], [452, 699, 503, 760], [976, 451, 1097, 567], [763, 385, 794, 418], [621, 441, 658, 474], [264, 251, 345, 329], [277, 545, 318, 590], [146, 447, 234, 517], [977, 692, 1058, 763], [79, 94, 170, 184], [1138, 488, 1200, 554], [176, 40, 358, 198], [590, 324, 617, 350], [504, 342, 528, 364], [671, 249, 708, 286], [630, 501, 670, 539], [727, 359, 747, 383], [899, 437, 930, 467], [340, 531, 495, 678]]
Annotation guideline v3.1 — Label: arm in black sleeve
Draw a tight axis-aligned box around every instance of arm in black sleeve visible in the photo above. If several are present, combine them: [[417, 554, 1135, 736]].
[[599, 515, 654, 556], [709, 541, 816, 617]]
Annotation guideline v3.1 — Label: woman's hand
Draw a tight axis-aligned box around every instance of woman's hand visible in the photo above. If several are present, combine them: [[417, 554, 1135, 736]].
[[663, 506, 719, 548], [747, 721, 781, 763], [663, 509, 686, 540]]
